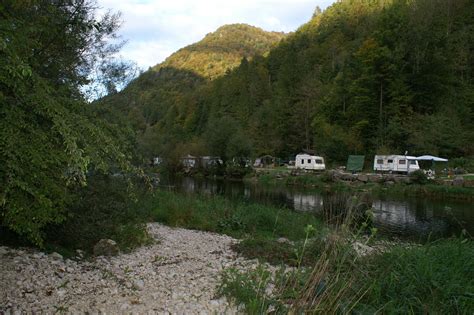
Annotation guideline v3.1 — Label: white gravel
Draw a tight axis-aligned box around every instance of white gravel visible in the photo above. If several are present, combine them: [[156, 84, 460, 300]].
[[0, 223, 259, 314]]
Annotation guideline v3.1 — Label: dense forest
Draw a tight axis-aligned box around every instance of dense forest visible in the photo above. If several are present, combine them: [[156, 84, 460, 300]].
[[101, 0, 474, 167]]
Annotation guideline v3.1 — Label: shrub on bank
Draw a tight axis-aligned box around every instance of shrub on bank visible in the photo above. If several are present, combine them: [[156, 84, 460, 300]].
[[44, 175, 151, 254], [409, 169, 429, 184]]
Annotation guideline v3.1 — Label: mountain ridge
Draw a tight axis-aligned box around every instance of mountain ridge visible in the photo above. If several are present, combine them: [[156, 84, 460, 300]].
[[151, 23, 286, 79]]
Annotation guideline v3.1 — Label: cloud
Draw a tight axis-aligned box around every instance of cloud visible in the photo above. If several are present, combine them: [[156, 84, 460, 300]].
[[97, 0, 335, 69]]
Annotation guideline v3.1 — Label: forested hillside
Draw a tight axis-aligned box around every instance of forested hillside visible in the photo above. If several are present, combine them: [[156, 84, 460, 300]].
[[102, 0, 474, 166], [99, 24, 286, 162]]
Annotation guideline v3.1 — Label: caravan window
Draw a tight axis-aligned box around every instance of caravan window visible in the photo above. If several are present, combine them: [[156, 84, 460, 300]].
[[377, 159, 383, 164], [301, 159, 304, 164], [388, 159, 393, 163], [307, 159, 311, 163], [316, 159, 323, 164], [399, 160, 406, 165], [410, 160, 417, 165]]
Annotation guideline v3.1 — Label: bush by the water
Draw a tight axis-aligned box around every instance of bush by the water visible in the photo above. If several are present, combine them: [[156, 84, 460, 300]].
[[44, 175, 151, 254], [410, 169, 429, 184]]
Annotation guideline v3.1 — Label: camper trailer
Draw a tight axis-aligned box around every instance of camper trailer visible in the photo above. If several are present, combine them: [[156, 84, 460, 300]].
[[295, 153, 326, 171], [373, 155, 419, 174]]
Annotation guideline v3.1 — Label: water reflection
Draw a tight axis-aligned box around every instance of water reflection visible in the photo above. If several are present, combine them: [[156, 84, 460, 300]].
[[163, 177, 473, 239], [290, 194, 324, 212]]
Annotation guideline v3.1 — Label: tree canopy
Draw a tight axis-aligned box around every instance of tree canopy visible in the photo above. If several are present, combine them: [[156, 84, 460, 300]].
[[0, 0, 136, 244]]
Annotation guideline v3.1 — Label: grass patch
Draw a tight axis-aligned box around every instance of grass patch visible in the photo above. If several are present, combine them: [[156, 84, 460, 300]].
[[218, 227, 361, 314], [354, 238, 474, 313], [146, 190, 323, 241], [219, 237, 474, 314]]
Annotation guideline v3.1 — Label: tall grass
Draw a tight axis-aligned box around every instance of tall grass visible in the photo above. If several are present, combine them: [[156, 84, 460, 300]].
[[145, 190, 323, 241], [353, 238, 474, 313], [218, 195, 371, 313], [218, 192, 474, 314]]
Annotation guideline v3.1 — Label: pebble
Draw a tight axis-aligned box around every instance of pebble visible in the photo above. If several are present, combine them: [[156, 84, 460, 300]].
[[0, 223, 250, 314]]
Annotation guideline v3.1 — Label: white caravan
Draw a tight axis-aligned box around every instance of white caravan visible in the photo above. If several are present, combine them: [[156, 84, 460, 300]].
[[373, 155, 420, 174], [295, 154, 326, 171]]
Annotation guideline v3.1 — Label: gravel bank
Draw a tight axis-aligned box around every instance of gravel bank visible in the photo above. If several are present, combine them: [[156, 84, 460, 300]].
[[0, 223, 257, 314]]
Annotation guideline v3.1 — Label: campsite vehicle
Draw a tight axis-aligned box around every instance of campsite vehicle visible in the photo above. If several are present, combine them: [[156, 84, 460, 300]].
[[295, 153, 326, 171], [373, 155, 420, 174], [181, 154, 197, 169]]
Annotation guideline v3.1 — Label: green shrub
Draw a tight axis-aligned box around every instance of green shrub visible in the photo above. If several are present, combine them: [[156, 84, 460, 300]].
[[218, 266, 274, 314], [410, 169, 429, 184], [45, 175, 151, 253]]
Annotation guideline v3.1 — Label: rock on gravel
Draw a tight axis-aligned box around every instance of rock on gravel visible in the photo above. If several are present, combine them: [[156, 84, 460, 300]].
[[93, 239, 120, 257], [0, 223, 258, 314]]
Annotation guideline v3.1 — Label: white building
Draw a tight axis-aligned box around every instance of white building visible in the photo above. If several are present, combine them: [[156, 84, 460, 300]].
[[373, 155, 420, 173], [295, 153, 326, 171]]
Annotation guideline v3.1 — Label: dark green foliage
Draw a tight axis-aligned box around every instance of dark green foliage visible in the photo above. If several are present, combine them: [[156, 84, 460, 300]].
[[233, 238, 296, 265], [0, 0, 137, 245], [98, 25, 285, 166], [45, 176, 150, 253], [410, 169, 429, 184], [220, 237, 474, 314], [355, 239, 474, 313]]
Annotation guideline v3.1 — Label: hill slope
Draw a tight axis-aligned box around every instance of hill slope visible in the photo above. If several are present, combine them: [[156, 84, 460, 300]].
[[102, 0, 474, 166], [156, 24, 285, 79], [98, 24, 286, 159]]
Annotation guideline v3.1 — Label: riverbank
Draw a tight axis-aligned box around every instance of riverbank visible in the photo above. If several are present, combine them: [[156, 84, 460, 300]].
[[2, 187, 473, 313], [247, 169, 474, 200], [2, 222, 472, 314], [0, 223, 259, 314]]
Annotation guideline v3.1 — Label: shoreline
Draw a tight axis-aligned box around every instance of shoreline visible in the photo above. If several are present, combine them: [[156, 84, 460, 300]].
[[0, 223, 261, 314]]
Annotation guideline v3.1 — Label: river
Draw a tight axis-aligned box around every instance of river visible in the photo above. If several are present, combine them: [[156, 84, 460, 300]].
[[159, 176, 473, 240]]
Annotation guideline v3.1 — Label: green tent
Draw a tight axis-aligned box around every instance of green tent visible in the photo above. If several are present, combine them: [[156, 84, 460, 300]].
[[347, 155, 365, 172]]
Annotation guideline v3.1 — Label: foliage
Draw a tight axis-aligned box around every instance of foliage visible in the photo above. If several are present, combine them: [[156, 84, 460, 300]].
[[146, 190, 322, 241], [219, 230, 361, 313], [100, 0, 474, 166], [410, 169, 429, 184], [220, 236, 474, 314], [218, 266, 274, 314], [45, 175, 151, 253], [354, 239, 474, 313], [0, 0, 136, 245], [98, 24, 285, 165], [158, 24, 286, 80]]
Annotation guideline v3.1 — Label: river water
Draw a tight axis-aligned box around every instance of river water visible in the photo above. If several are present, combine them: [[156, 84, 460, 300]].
[[160, 176, 473, 240]]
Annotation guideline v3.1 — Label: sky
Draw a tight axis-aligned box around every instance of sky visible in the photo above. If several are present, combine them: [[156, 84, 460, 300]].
[[97, 0, 336, 70]]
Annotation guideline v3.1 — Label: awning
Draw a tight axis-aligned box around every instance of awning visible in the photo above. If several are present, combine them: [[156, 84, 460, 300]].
[[416, 155, 448, 162]]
